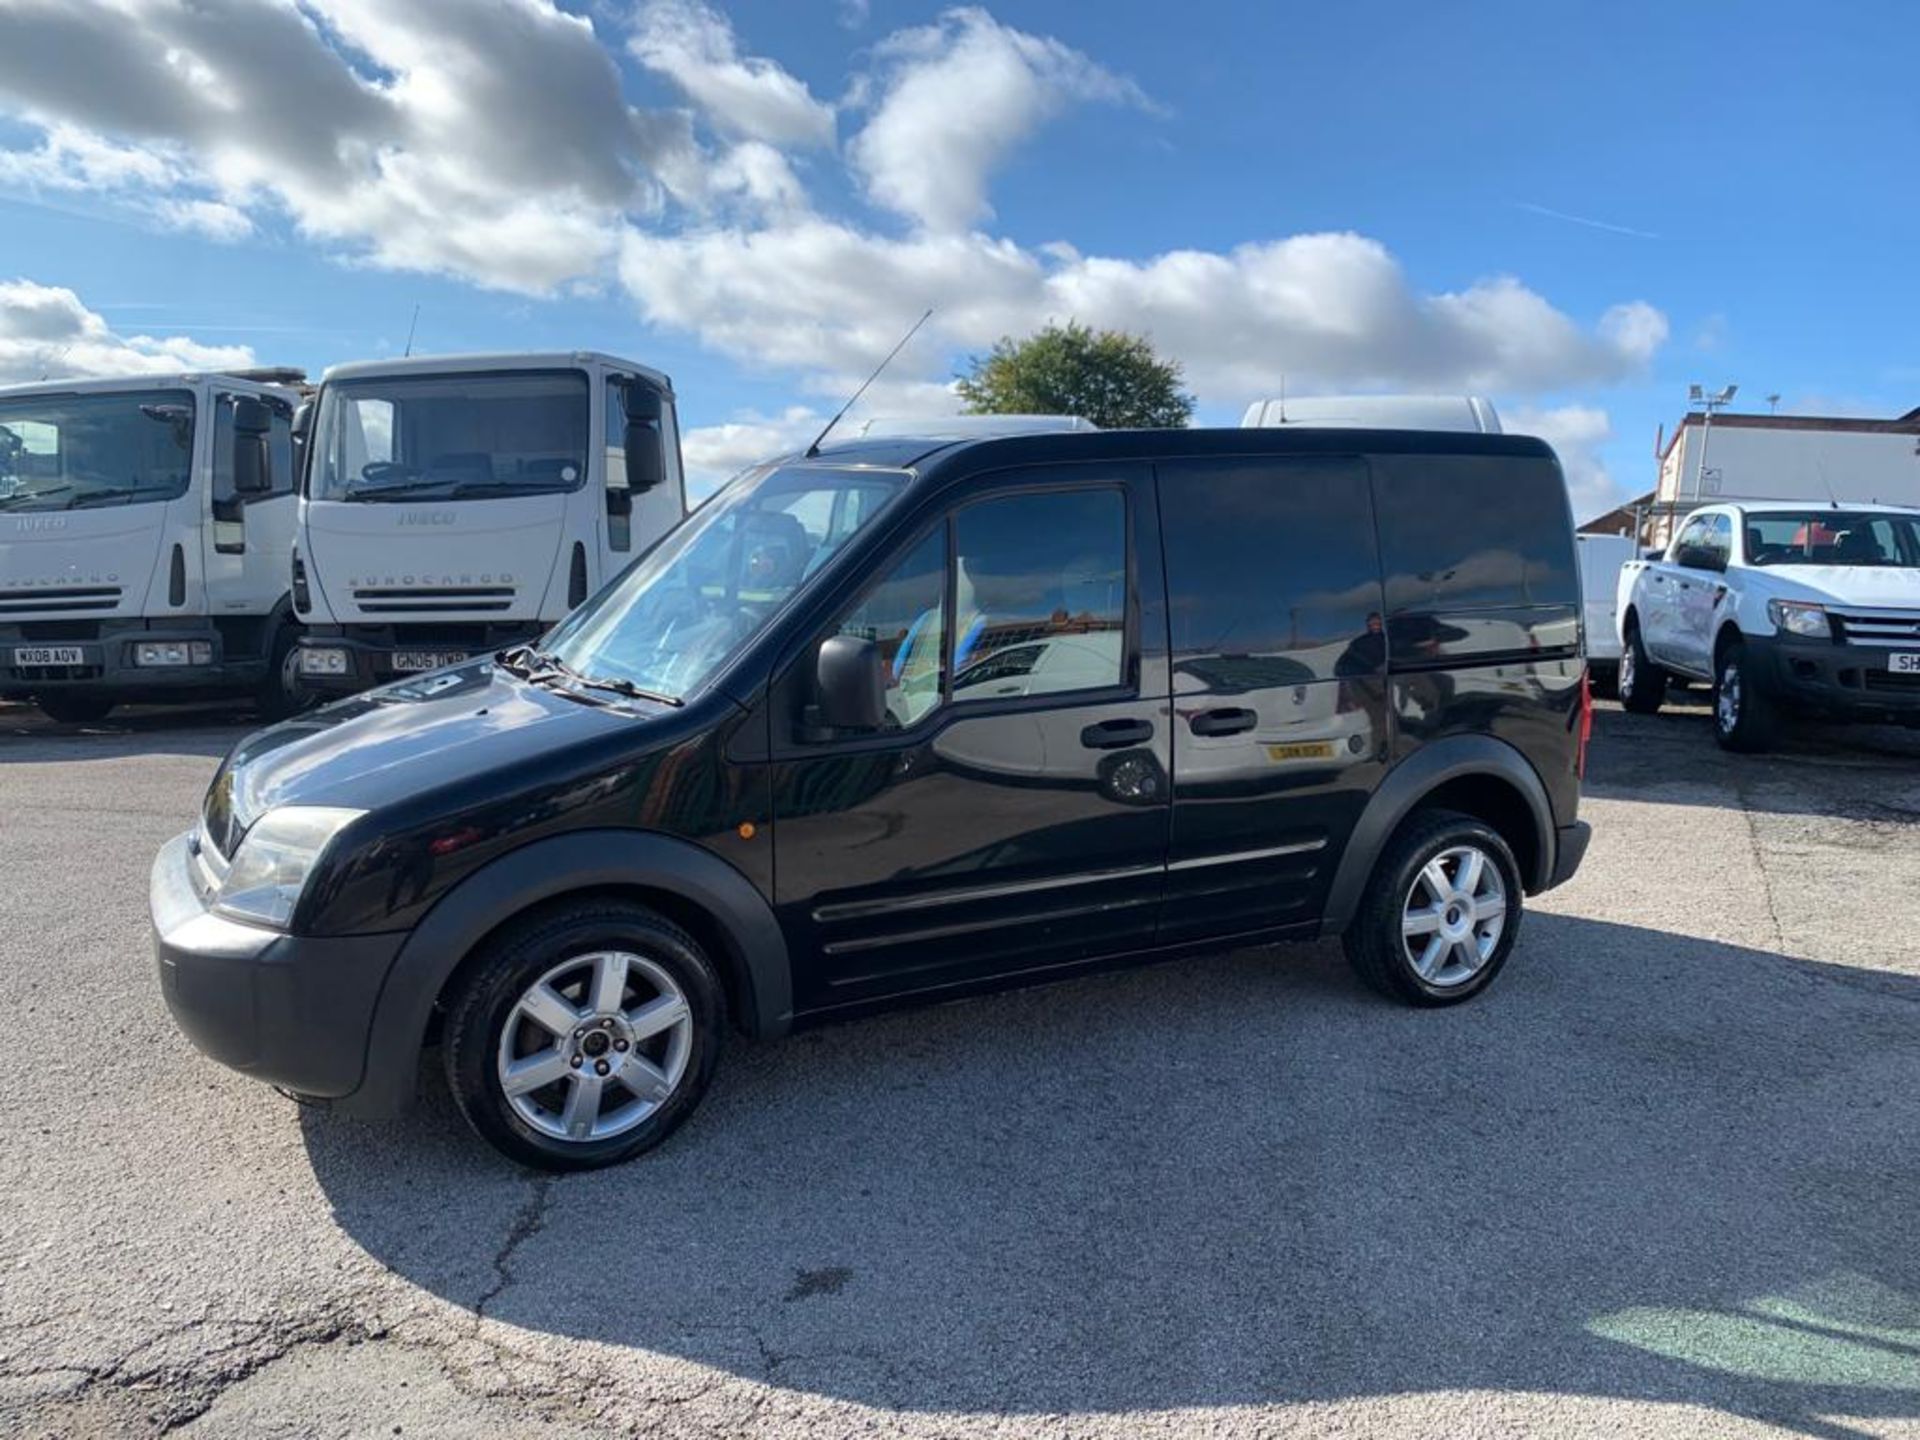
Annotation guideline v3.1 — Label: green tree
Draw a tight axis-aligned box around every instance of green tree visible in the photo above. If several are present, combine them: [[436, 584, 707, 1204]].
[[956, 321, 1194, 430]]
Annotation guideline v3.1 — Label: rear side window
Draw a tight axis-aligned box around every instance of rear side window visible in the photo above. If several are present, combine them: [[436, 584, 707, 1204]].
[[1158, 457, 1383, 681], [1371, 454, 1577, 612]]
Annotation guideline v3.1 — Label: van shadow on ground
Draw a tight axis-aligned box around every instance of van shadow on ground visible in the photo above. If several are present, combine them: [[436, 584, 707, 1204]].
[[0, 700, 249, 762], [304, 913, 1920, 1438]]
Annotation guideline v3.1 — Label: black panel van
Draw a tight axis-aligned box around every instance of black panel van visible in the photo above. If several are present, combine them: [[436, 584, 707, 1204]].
[[151, 428, 1592, 1169]]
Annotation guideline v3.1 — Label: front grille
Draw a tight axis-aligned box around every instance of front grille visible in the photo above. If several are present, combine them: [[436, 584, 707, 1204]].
[[341, 622, 513, 648], [1863, 669, 1920, 693], [351, 585, 515, 614], [0, 586, 121, 615], [18, 620, 102, 641], [10, 664, 103, 681], [1831, 610, 1920, 646]]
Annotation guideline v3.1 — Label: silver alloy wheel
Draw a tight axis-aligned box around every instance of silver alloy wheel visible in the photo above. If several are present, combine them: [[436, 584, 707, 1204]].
[[495, 950, 693, 1143], [1717, 659, 1741, 734], [1400, 844, 1507, 988]]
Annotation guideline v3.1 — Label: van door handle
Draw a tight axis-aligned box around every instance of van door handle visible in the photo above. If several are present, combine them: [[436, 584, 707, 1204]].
[[1189, 707, 1259, 737], [1080, 718, 1153, 749]]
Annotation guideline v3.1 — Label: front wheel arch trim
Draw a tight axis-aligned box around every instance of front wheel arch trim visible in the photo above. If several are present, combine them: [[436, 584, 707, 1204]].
[[347, 830, 791, 1118]]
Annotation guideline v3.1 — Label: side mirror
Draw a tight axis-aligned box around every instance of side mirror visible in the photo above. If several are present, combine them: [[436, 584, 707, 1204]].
[[621, 382, 667, 494], [812, 635, 887, 732], [231, 397, 273, 496]]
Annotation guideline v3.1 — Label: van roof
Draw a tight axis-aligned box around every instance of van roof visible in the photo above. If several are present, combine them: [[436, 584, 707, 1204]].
[[800, 425, 1555, 475], [0, 372, 299, 402], [320, 351, 671, 391], [1241, 395, 1503, 433]]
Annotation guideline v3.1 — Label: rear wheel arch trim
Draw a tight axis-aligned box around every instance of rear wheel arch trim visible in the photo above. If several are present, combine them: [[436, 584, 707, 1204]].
[[1320, 736, 1556, 935], [351, 830, 791, 1117]]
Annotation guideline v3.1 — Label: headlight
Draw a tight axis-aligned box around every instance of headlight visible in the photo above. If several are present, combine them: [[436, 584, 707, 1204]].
[[1767, 599, 1830, 639], [213, 806, 363, 929]]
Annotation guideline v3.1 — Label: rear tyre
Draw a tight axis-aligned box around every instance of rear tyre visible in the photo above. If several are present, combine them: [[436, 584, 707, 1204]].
[[1343, 809, 1523, 1007], [1618, 620, 1667, 714], [1713, 639, 1777, 753], [443, 899, 724, 1171], [36, 694, 114, 726]]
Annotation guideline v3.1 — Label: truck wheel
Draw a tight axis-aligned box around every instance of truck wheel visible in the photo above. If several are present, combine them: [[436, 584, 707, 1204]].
[[1343, 809, 1523, 1007], [1713, 640, 1777, 753], [442, 899, 724, 1171], [36, 694, 114, 726], [255, 624, 313, 722], [1618, 620, 1667, 714]]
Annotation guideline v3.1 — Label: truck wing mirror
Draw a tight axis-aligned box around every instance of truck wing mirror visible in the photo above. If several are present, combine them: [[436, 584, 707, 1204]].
[[621, 381, 667, 494], [231, 396, 274, 496], [811, 635, 887, 734]]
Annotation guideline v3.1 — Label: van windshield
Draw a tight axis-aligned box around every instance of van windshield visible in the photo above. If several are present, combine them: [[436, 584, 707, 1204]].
[[538, 462, 903, 701], [310, 370, 590, 502], [1745, 512, 1920, 568], [0, 389, 195, 511]]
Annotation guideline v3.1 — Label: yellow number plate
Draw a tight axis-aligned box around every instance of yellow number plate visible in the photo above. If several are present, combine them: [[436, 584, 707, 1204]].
[[1267, 741, 1335, 762]]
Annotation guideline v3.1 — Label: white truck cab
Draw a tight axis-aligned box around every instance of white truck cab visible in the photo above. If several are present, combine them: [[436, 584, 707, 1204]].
[[1241, 395, 1503, 433], [1616, 501, 1920, 749], [292, 352, 686, 692], [0, 371, 303, 724]]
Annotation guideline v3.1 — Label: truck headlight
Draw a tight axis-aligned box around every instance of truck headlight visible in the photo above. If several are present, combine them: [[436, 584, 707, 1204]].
[[1767, 600, 1830, 639], [213, 806, 363, 929], [298, 647, 350, 676], [136, 641, 213, 667]]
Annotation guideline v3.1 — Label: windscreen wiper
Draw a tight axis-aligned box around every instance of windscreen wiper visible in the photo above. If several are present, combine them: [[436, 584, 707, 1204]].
[[66, 483, 180, 509], [0, 483, 72, 510], [495, 645, 681, 707]]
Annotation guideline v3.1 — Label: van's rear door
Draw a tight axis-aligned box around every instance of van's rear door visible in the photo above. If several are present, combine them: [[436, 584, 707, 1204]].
[[1155, 455, 1391, 945]]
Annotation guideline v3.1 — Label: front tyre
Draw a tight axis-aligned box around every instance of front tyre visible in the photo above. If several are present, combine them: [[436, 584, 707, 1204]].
[[1618, 619, 1667, 714], [1343, 809, 1524, 1007], [443, 900, 724, 1171], [1713, 640, 1777, 753], [36, 694, 114, 725], [255, 623, 315, 722]]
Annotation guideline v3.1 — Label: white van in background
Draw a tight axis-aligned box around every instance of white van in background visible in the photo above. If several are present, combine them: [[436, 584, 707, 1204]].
[[1576, 533, 1636, 693], [1241, 395, 1503, 433], [0, 371, 304, 724], [292, 352, 687, 692]]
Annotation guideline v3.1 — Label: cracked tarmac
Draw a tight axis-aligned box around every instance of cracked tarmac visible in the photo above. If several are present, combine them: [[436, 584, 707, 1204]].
[[2, 698, 1919, 1438]]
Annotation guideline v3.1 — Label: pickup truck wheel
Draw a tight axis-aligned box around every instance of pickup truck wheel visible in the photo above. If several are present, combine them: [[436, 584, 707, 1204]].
[[35, 694, 114, 725], [1343, 809, 1523, 1007], [255, 624, 315, 722], [1618, 621, 1667, 714], [443, 899, 724, 1171], [1714, 641, 1777, 753]]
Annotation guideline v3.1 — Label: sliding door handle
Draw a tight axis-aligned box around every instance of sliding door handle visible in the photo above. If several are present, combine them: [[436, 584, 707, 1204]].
[[1189, 707, 1258, 737]]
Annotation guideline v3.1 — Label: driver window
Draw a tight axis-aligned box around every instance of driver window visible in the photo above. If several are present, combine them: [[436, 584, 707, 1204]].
[[832, 528, 946, 728], [1672, 518, 1709, 566]]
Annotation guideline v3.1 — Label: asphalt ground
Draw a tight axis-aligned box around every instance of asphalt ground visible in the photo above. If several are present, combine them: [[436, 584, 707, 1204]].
[[1, 693, 1917, 1439]]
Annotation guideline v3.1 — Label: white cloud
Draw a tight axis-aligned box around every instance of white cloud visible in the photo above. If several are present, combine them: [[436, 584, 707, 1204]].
[[622, 221, 1662, 405], [630, 0, 836, 150], [1506, 403, 1622, 521], [680, 405, 823, 498], [0, 1, 1668, 444], [848, 7, 1154, 232], [0, 279, 255, 385]]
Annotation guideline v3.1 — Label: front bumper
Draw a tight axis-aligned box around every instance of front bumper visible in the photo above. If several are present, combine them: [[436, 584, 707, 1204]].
[[1749, 634, 1920, 719], [0, 618, 263, 701], [150, 830, 405, 1107], [296, 621, 546, 693]]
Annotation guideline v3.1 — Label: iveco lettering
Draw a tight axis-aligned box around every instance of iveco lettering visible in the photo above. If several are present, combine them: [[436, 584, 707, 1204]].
[[290, 351, 688, 689], [0, 369, 308, 724], [152, 426, 1593, 1170]]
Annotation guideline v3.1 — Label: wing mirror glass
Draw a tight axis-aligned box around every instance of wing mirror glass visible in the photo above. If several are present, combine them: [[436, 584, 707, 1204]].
[[621, 382, 666, 494], [231, 396, 273, 496]]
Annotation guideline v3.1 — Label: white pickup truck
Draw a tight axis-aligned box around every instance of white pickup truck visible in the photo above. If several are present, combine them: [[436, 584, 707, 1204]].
[[1616, 502, 1920, 750]]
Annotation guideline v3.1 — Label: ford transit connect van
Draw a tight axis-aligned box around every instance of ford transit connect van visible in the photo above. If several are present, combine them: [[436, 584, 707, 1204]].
[[151, 427, 1591, 1170]]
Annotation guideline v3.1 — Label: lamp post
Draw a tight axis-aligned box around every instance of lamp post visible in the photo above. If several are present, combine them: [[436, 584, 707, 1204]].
[[1688, 382, 1738, 506]]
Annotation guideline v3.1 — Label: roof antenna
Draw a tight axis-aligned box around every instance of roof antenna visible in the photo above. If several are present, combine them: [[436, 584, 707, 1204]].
[[805, 308, 933, 457], [1813, 453, 1841, 510], [403, 304, 421, 358], [1278, 374, 1287, 424]]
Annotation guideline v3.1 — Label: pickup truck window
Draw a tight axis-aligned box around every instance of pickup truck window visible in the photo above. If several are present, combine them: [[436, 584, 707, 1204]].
[[1744, 512, 1920, 568]]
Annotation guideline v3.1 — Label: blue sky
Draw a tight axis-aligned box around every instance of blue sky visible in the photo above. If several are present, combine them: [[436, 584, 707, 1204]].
[[1, 0, 1916, 511]]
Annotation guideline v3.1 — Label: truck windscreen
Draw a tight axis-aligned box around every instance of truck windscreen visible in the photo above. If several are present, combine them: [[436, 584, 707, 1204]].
[[0, 389, 195, 512], [309, 370, 590, 503]]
